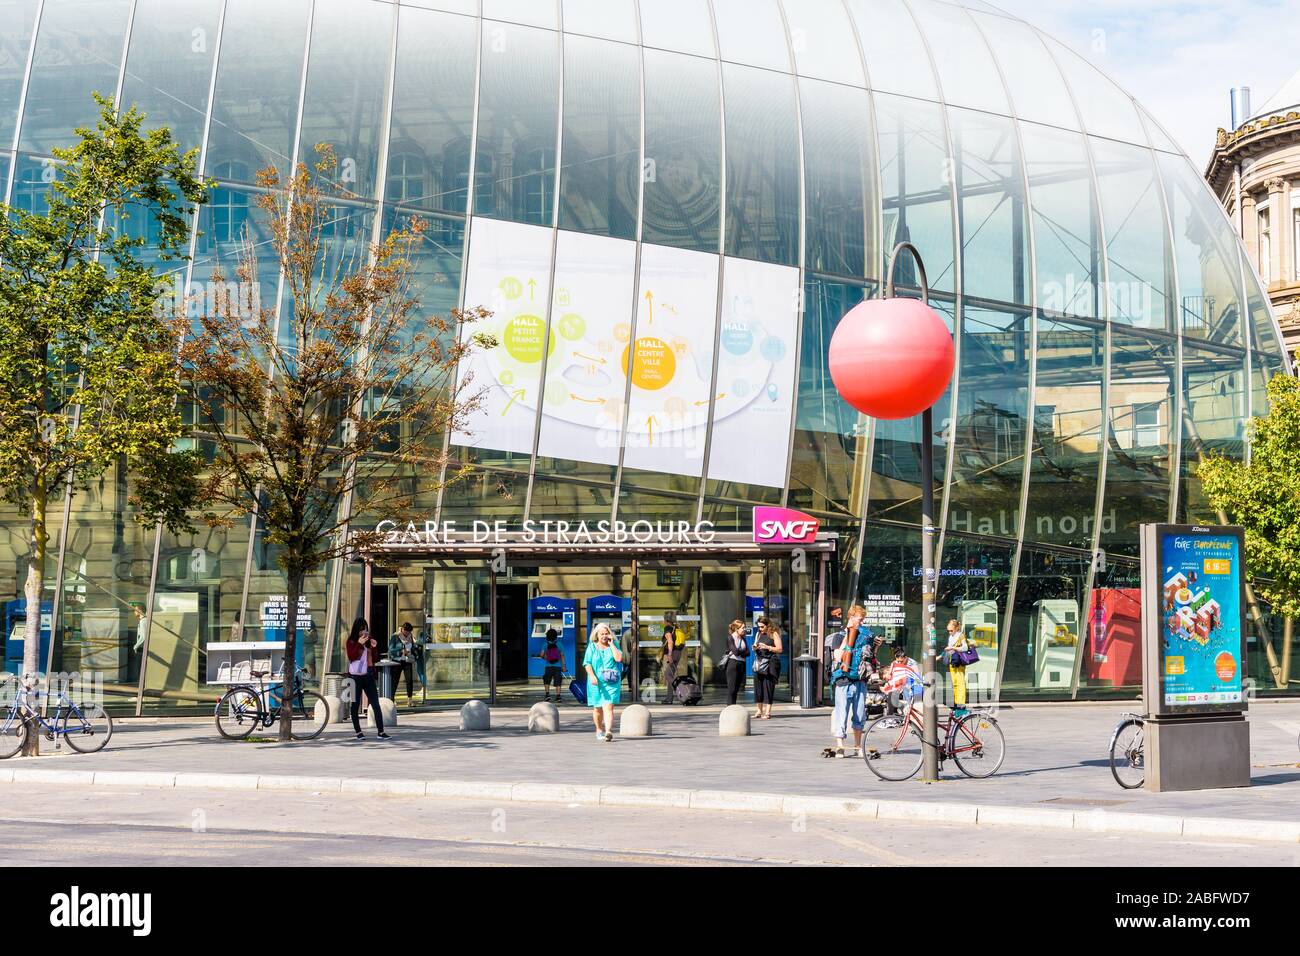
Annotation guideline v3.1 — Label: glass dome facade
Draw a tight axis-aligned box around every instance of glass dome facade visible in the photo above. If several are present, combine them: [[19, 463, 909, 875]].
[[0, 0, 1290, 711]]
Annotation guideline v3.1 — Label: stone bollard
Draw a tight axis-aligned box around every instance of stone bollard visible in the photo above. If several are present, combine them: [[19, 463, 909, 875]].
[[528, 701, 560, 733], [367, 697, 398, 729], [459, 699, 491, 731], [718, 704, 750, 737], [318, 695, 345, 725], [619, 704, 652, 738]]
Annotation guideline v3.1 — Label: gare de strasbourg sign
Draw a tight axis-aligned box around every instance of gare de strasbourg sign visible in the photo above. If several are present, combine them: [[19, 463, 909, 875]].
[[367, 506, 821, 549]]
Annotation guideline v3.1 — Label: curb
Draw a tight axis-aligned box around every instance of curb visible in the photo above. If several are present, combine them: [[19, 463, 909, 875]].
[[2, 768, 1297, 844]]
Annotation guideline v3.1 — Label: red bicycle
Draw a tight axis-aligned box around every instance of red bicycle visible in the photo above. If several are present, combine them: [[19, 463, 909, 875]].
[[862, 692, 1005, 781]]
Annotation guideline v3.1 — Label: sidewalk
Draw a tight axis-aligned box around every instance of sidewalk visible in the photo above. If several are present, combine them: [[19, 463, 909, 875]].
[[4, 700, 1299, 841]]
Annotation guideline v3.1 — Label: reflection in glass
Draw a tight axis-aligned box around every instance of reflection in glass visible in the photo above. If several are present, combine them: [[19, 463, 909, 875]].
[[1079, 558, 1143, 693], [0, 2, 39, 149], [387, 6, 477, 214], [120, 0, 221, 157], [1021, 122, 1100, 319], [1177, 344, 1246, 525], [908, 0, 1007, 115], [970, 11, 1076, 130], [642, 49, 720, 253], [801, 78, 876, 281], [18, 0, 129, 155], [558, 35, 638, 240], [936, 535, 1015, 706], [474, 21, 559, 225], [1004, 547, 1090, 698], [723, 64, 799, 266], [781, 0, 864, 86], [205, 0, 310, 182]]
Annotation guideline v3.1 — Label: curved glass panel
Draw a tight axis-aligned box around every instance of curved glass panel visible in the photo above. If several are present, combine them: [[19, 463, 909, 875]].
[[1139, 104, 1180, 153], [386, 6, 477, 214], [723, 63, 799, 266], [1178, 343, 1247, 525], [847, 0, 936, 101], [558, 35, 639, 240], [562, 0, 638, 43], [1042, 36, 1144, 146], [1101, 328, 1175, 555], [205, 0, 310, 183], [801, 78, 876, 281], [120, 0, 221, 158], [642, 49, 720, 253], [712, 0, 790, 72], [474, 21, 559, 225], [970, 11, 1076, 130], [875, 92, 955, 293], [1021, 122, 1100, 319], [1090, 136, 1171, 330], [296, 0, 393, 201], [484, 0, 557, 31], [637, 0, 716, 58], [1078, 556, 1143, 694], [0, 1, 40, 151], [936, 534, 1015, 706], [1023, 320, 1105, 551], [18, 0, 129, 155], [908, 0, 1007, 115], [1157, 152, 1244, 348], [949, 107, 1028, 306], [781, 0, 865, 87], [1004, 545, 1090, 699]]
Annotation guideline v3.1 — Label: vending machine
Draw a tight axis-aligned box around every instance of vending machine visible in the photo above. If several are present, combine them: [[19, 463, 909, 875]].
[[587, 595, 631, 649], [1086, 588, 1142, 686], [957, 599, 999, 697], [527, 596, 576, 678], [4, 599, 52, 675], [1033, 599, 1080, 689]]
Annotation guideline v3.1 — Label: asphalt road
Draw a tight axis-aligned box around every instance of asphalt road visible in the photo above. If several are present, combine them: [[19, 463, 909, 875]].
[[0, 783, 1292, 866]]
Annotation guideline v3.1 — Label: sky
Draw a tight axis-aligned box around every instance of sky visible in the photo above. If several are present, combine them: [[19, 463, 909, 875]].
[[988, 0, 1300, 165]]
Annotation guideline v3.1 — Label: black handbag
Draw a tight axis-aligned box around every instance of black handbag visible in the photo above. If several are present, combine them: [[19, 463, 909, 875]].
[[753, 653, 779, 677]]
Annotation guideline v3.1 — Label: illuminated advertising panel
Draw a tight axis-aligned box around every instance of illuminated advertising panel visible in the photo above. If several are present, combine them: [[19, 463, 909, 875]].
[[1141, 523, 1247, 716], [451, 217, 554, 455], [706, 257, 800, 487]]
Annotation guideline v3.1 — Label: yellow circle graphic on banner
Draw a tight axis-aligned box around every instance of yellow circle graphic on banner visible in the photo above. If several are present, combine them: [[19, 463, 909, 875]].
[[622, 336, 676, 390], [502, 313, 553, 364]]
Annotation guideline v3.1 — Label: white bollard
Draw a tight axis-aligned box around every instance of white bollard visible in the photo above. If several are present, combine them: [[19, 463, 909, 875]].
[[460, 699, 491, 731], [719, 704, 751, 737], [528, 701, 560, 733], [619, 703, 652, 737]]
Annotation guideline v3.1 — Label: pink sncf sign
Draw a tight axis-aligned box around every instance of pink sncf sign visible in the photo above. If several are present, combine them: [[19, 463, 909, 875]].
[[752, 506, 820, 545]]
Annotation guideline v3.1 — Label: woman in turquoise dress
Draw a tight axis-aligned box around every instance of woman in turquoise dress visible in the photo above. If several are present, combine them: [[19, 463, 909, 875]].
[[583, 622, 624, 742]]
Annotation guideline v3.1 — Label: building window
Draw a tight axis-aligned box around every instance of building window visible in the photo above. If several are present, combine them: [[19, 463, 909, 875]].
[[1258, 206, 1270, 284], [386, 151, 427, 206]]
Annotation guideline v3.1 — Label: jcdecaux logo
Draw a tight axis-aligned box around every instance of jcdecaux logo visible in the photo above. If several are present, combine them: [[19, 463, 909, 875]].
[[753, 507, 820, 545]]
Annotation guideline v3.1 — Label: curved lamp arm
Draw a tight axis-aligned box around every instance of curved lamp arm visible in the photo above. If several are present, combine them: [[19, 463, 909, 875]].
[[883, 241, 930, 306]]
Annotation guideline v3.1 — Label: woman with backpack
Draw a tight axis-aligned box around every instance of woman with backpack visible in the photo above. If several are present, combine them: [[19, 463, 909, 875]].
[[722, 619, 749, 705], [583, 622, 623, 742], [535, 627, 567, 703], [751, 617, 783, 720]]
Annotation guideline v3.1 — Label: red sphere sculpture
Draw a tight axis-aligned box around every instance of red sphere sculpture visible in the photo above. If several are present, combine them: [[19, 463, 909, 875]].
[[828, 297, 955, 420]]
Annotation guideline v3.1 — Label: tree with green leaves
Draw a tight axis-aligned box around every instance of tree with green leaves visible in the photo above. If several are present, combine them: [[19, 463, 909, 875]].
[[0, 95, 207, 750], [1199, 372, 1300, 688], [183, 149, 492, 741]]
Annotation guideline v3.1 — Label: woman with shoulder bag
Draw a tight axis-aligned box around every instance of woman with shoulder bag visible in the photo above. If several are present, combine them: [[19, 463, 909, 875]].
[[944, 618, 976, 718], [345, 618, 390, 740], [583, 622, 624, 742], [721, 619, 749, 705], [751, 617, 783, 720]]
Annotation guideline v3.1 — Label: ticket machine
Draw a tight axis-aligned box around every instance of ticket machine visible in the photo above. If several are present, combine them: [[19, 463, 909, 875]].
[[1033, 599, 1080, 689], [587, 595, 631, 649], [957, 599, 999, 698], [4, 599, 52, 675], [527, 596, 576, 678]]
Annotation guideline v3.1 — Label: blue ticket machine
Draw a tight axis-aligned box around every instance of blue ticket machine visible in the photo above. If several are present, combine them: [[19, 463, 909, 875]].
[[4, 599, 52, 675], [587, 595, 631, 646], [528, 596, 577, 678]]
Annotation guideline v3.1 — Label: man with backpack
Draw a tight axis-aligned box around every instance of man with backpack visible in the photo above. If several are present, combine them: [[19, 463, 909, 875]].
[[535, 628, 567, 703], [823, 604, 874, 758]]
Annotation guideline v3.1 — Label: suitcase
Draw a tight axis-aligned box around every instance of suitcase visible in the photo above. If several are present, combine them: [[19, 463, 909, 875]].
[[672, 674, 702, 705], [569, 678, 587, 705]]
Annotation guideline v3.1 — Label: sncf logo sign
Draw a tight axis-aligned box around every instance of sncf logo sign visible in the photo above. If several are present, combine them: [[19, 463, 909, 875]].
[[753, 507, 820, 545]]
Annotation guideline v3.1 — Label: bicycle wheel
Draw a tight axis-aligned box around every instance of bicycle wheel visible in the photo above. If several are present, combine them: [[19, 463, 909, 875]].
[[288, 689, 329, 741], [861, 714, 924, 781], [215, 687, 262, 740], [0, 708, 28, 759], [62, 704, 113, 754], [951, 711, 1005, 779], [1110, 718, 1145, 789]]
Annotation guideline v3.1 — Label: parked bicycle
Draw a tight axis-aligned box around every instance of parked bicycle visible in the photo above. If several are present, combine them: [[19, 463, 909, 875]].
[[214, 665, 329, 741], [861, 690, 1005, 780], [1109, 712, 1145, 789], [0, 674, 113, 758]]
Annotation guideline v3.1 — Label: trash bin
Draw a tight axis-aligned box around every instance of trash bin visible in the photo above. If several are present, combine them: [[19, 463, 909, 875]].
[[794, 655, 821, 709], [322, 672, 346, 698], [375, 660, 401, 700]]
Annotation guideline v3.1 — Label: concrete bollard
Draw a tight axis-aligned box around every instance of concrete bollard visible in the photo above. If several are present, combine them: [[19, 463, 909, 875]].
[[459, 699, 491, 731], [528, 701, 560, 733], [719, 704, 751, 737], [619, 704, 652, 737], [367, 697, 398, 729], [318, 695, 345, 725]]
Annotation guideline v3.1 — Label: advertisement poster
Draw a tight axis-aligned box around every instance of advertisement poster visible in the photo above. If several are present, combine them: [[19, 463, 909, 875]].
[[1156, 529, 1244, 708]]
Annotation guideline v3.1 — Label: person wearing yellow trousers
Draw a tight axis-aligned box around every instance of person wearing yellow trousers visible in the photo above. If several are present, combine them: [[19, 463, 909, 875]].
[[944, 619, 969, 718]]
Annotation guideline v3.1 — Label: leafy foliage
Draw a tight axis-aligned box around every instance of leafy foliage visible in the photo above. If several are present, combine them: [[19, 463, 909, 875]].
[[1199, 374, 1300, 618]]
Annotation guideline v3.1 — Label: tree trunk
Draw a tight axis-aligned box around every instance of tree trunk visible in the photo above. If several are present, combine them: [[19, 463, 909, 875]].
[[21, 486, 48, 757], [279, 569, 302, 742]]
